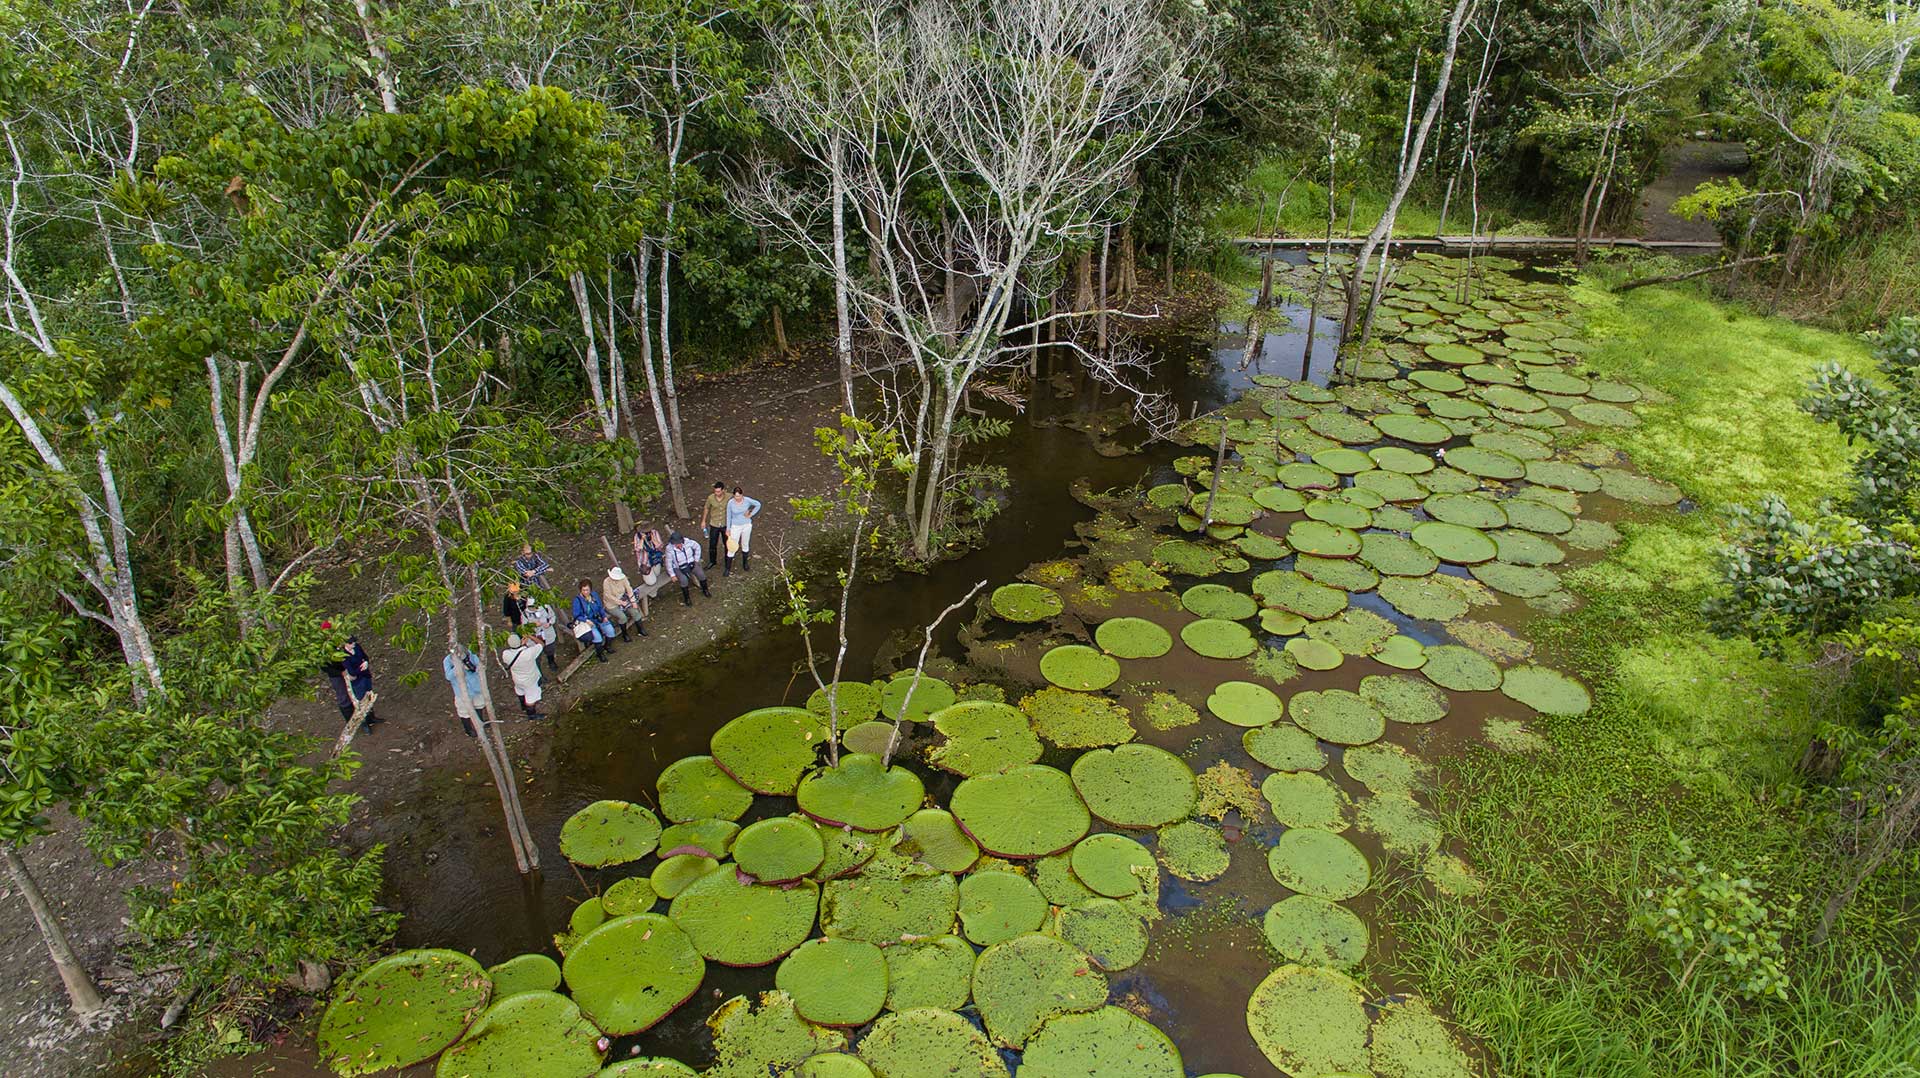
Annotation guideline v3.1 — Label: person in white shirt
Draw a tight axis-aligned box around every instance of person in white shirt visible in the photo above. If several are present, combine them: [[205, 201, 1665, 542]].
[[724, 486, 761, 576], [665, 531, 710, 607], [498, 633, 546, 720]]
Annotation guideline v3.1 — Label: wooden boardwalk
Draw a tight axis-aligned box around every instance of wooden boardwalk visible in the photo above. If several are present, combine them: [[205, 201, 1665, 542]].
[[1233, 235, 1722, 255]]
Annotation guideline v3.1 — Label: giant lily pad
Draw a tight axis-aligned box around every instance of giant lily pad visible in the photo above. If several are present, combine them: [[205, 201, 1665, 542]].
[[1262, 895, 1369, 969], [711, 707, 829, 796], [1094, 617, 1173, 659], [1295, 555, 1380, 593], [599, 1060, 697, 1076], [1182, 583, 1258, 620], [1596, 467, 1682, 505], [951, 764, 1090, 857], [1252, 570, 1349, 620], [434, 991, 603, 1078], [1360, 534, 1441, 578], [319, 949, 492, 1075], [1070, 744, 1197, 828], [1181, 618, 1259, 659], [1379, 576, 1472, 622], [1375, 414, 1452, 444], [928, 702, 1042, 777], [1156, 820, 1231, 883], [1411, 522, 1497, 565], [1056, 897, 1153, 970], [1360, 674, 1450, 725], [1289, 690, 1386, 746], [733, 817, 827, 882], [1287, 520, 1363, 558], [1343, 742, 1428, 796], [894, 808, 980, 874], [796, 753, 924, 832], [1243, 723, 1327, 771], [774, 938, 888, 1027], [704, 992, 847, 1078], [1523, 460, 1601, 492], [1020, 688, 1135, 748], [1262, 771, 1352, 831], [487, 954, 560, 1000], [657, 756, 753, 823], [971, 933, 1109, 1048], [1020, 1007, 1183, 1078], [601, 877, 658, 917], [842, 721, 897, 756], [1421, 645, 1503, 692], [1040, 644, 1121, 691], [1371, 446, 1437, 473], [1304, 608, 1396, 655], [795, 1054, 874, 1078], [1424, 342, 1483, 366], [1070, 833, 1157, 898], [657, 818, 738, 861], [1253, 485, 1309, 512], [1246, 965, 1371, 1076], [1356, 794, 1443, 856], [1371, 997, 1477, 1078], [1206, 681, 1284, 727], [1500, 664, 1592, 715], [1267, 828, 1370, 900], [1470, 560, 1561, 598], [882, 936, 975, 1012], [1423, 493, 1507, 529], [1277, 461, 1340, 489], [1444, 446, 1526, 480], [1285, 637, 1343, 671], [858, 1009, 1006, 1078], [820, 852, 958, 944], [808, 682, 882, 726], [563, 913, 703, 1035], [1491, 528, 1566, 567], [958, 870, 1048, 946], [559, 801, 662, 868], [668, 870, 818, 967], [1190, 491, 1263, 526], [881, 675, 956, 723], [1571, 401, 1640, 427], [651, 854, 721, 899], [991, 583, 1064, 622], [1376, 635, 1429, 670]]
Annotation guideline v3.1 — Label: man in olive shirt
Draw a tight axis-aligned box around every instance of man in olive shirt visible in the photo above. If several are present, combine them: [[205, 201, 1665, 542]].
[[699, 481, 729, 569]]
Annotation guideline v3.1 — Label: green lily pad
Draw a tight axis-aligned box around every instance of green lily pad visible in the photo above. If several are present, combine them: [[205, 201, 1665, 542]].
[[1253, 570, 1349, 620], [1359, 534, 1440, 578], [569, 897, 607, 938], [881, 675, 956, 722], [319, 949, 492, 1075], [1020, 688, 1135, 748], [1207, 681, 1284, 727], [1443, 446, 1525, 480], [703, 992, 846, 1078], [1571, 401, 1639, 427], [1040, 644, 1121, 692], [1243, 723, 1327, 771], [487, 954, 560, 1000], [1246, 965, 1370, 1076], [1371, 446, 1437, 473], [1290, 690, 1386, 746], [651, 854, 721, 899], [972, 933, 1109, 1049], [1191, 491, 1263, 526], [1263, 895, 1368, 969], [1375, 414, 1453, 445], [598, 1059, 697, 1076], [991, 583, 1065, 622], [1491, 528, 1566, 566], [819, 851, 958, 944], [1499, 497, 1572, 536], [1295, 554, 1380, 593], [1411, 522, 1497, 565], [959, 870, 1049, 946], [1462, 362, 1522, 386], [1360, 674, 1450, 725], [928, 702, 1042, 777], [712, 707, 829, 796], [1375, 635, 1429, 670], [1356, 794, 1442, 856], [1020, 1007, 1183, 1078], [1421, 645, 1503, 692], [1267, 828, 1370, 900], [858, 1009, 1005, 1077], [842, 721, 898, 756], [1343, 742, 1428, 796], [795, 1054, 874, 1078], [1276, 461, 1340, 489], [1523, 460, 1601, 492], [563, 913, 703, 1035], [1071, 744, 1197, 828], [1471, 431, 1554, 461], [1146, 482, 1191, 510], [656, 757, 754, 824], [668, 869, 818, 967], [1596, 467, 1682, 505], [734, 817, 827, 882], [1379, 575, 1471, 621], [1253, 486, 1309, 512], [1287, 520, 1362, 558], [1563, 517, 1622, 551], [1142, 692, 1203, 730], [1304, 609, 1396, 655], [1182, 583, 1258, 620], [1470, 560, 1561, 598], [951, 764, 1090, 857], [1260, 608, 1309, 635], [1055, 898, 1152, 972], [808, 682, 883, 726], [1285, 637, 1344, 671], [1410, 369, 1467, 392], [882, 936, 975, 1012], [1151, 539, 1226, 575], [1424, 342, 1483, 365], [560, 801, 663, 869], [1430, 396, 1490, 420], [1312, 446, 1377, 474], [1307, 412, 1383, 445], [1420, 466, 1481, 494], [1033, 852, 1098, 906], [602, 877, 659, 918], [1155, 820, 1231, 883], [1181, 618, 1259, 659], [434, 991, 603, 1078], [1371, 997, 1477, 1078], [1500, 664, 1592, 715], [1070, 833, 1157, 898], [774, 938, 888, 1027], [1094, 617, 1173, 659], [892, 809, 978, 874], [1423, 493, 1507, 529], [796, 754, 925, 832], [1262, 771, 1352, 831], [1234, 530, 1292, 559], [811, 819, 882, 881], [1353, 470, 1428, 503]]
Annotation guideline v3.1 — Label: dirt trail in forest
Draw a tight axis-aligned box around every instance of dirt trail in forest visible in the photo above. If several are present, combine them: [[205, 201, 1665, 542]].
[[1637, 139, 1747, 243]]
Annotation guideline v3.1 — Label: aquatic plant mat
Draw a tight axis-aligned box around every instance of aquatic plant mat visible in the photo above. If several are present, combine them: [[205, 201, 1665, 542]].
[[323, 253, 1678, 1078]]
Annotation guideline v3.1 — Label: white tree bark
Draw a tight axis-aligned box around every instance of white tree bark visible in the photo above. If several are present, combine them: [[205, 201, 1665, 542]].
[[3, 847, 104, 1016]]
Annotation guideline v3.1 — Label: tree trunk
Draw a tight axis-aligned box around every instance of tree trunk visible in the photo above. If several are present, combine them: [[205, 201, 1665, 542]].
[[1118, 225, 1137, 299], [1074, 250, 1094, 313], [911, 389, 957, 559], [830, 142, 856, 415], [1097, 227, 1110, 354], [569, 271, 630, 534], [1165, 161, 1184, 292], [3, 847, 104, 1015], [633, 248, 688, 519], [1574, 103, 1620, 265], [349, 0, 401, 114], [656, 237, 690, 480]]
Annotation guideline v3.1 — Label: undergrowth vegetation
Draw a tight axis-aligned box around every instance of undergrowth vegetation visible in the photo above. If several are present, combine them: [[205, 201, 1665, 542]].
[[1385, 281, 1920, 1076]]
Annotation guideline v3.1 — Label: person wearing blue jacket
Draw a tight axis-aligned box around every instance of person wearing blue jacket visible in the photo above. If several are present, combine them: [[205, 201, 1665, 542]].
[[443, 646, 489, 737], [571, 579, 616, 663], [724, 486, 761, 576]]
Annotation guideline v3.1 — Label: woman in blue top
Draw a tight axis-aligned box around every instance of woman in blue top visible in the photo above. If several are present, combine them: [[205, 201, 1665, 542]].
[[724, 486, 761, 576], [570, 579, 616, 663], [443, 646, 489, 737]]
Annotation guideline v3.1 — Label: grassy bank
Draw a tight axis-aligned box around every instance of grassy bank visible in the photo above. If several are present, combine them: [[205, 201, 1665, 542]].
[[1385, 283, 1920, 1076], [1212, 155, 1552, 239]]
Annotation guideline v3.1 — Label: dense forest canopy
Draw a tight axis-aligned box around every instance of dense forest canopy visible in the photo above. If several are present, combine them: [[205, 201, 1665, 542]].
[[0, 0, 1915, 1072]]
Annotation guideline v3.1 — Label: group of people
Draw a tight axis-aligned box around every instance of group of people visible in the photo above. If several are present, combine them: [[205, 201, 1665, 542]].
[[320, 482, 764, 738]]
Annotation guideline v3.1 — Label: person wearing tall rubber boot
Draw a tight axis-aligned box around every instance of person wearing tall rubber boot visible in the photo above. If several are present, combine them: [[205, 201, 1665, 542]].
[[700, 481, 729, 570], [666, 531, 710, 606], [724, 486, 761, 576], [602, 565, 647, 640], [570, 579, 617, 663]]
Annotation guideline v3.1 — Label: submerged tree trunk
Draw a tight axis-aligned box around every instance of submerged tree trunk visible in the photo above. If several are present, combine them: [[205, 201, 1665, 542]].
[[4, 846, 104, 1015]]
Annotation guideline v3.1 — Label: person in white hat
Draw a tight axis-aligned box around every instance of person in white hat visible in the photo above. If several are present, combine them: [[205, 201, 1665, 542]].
[[498, 633, 546, 720], [602, 565, 646, 640]]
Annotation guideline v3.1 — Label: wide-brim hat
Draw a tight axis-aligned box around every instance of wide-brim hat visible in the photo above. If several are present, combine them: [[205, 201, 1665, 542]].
[[507, 633, 523, 647], [609, 566, 626, 580]]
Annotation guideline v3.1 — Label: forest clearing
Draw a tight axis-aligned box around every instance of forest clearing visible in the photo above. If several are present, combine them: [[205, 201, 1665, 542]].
[[2, 0, 1916, 1075]]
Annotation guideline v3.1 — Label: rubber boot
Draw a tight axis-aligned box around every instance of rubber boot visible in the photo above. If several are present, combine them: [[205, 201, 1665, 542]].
[[681, 586, 693, 607], [723, 555, 732, 577], [594, 641, 609, 663], [742, 551, 750, 572], [699, 578, 711, 597], [636, 618, 648, 637], [619, 623, 630, 642]]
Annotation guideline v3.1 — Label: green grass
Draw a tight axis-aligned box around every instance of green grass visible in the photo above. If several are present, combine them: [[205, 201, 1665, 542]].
[[1382, 279, 1920, 1077], [1211, 155, 1552, 240]]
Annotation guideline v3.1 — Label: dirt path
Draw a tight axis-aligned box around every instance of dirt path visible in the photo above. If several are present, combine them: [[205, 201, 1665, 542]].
[[1637, 139, 1747, 243], [0, 344, 854, 1078]]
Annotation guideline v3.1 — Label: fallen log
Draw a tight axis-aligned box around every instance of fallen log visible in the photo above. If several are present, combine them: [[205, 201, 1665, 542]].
[[1611, 254, 1779, 293]]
